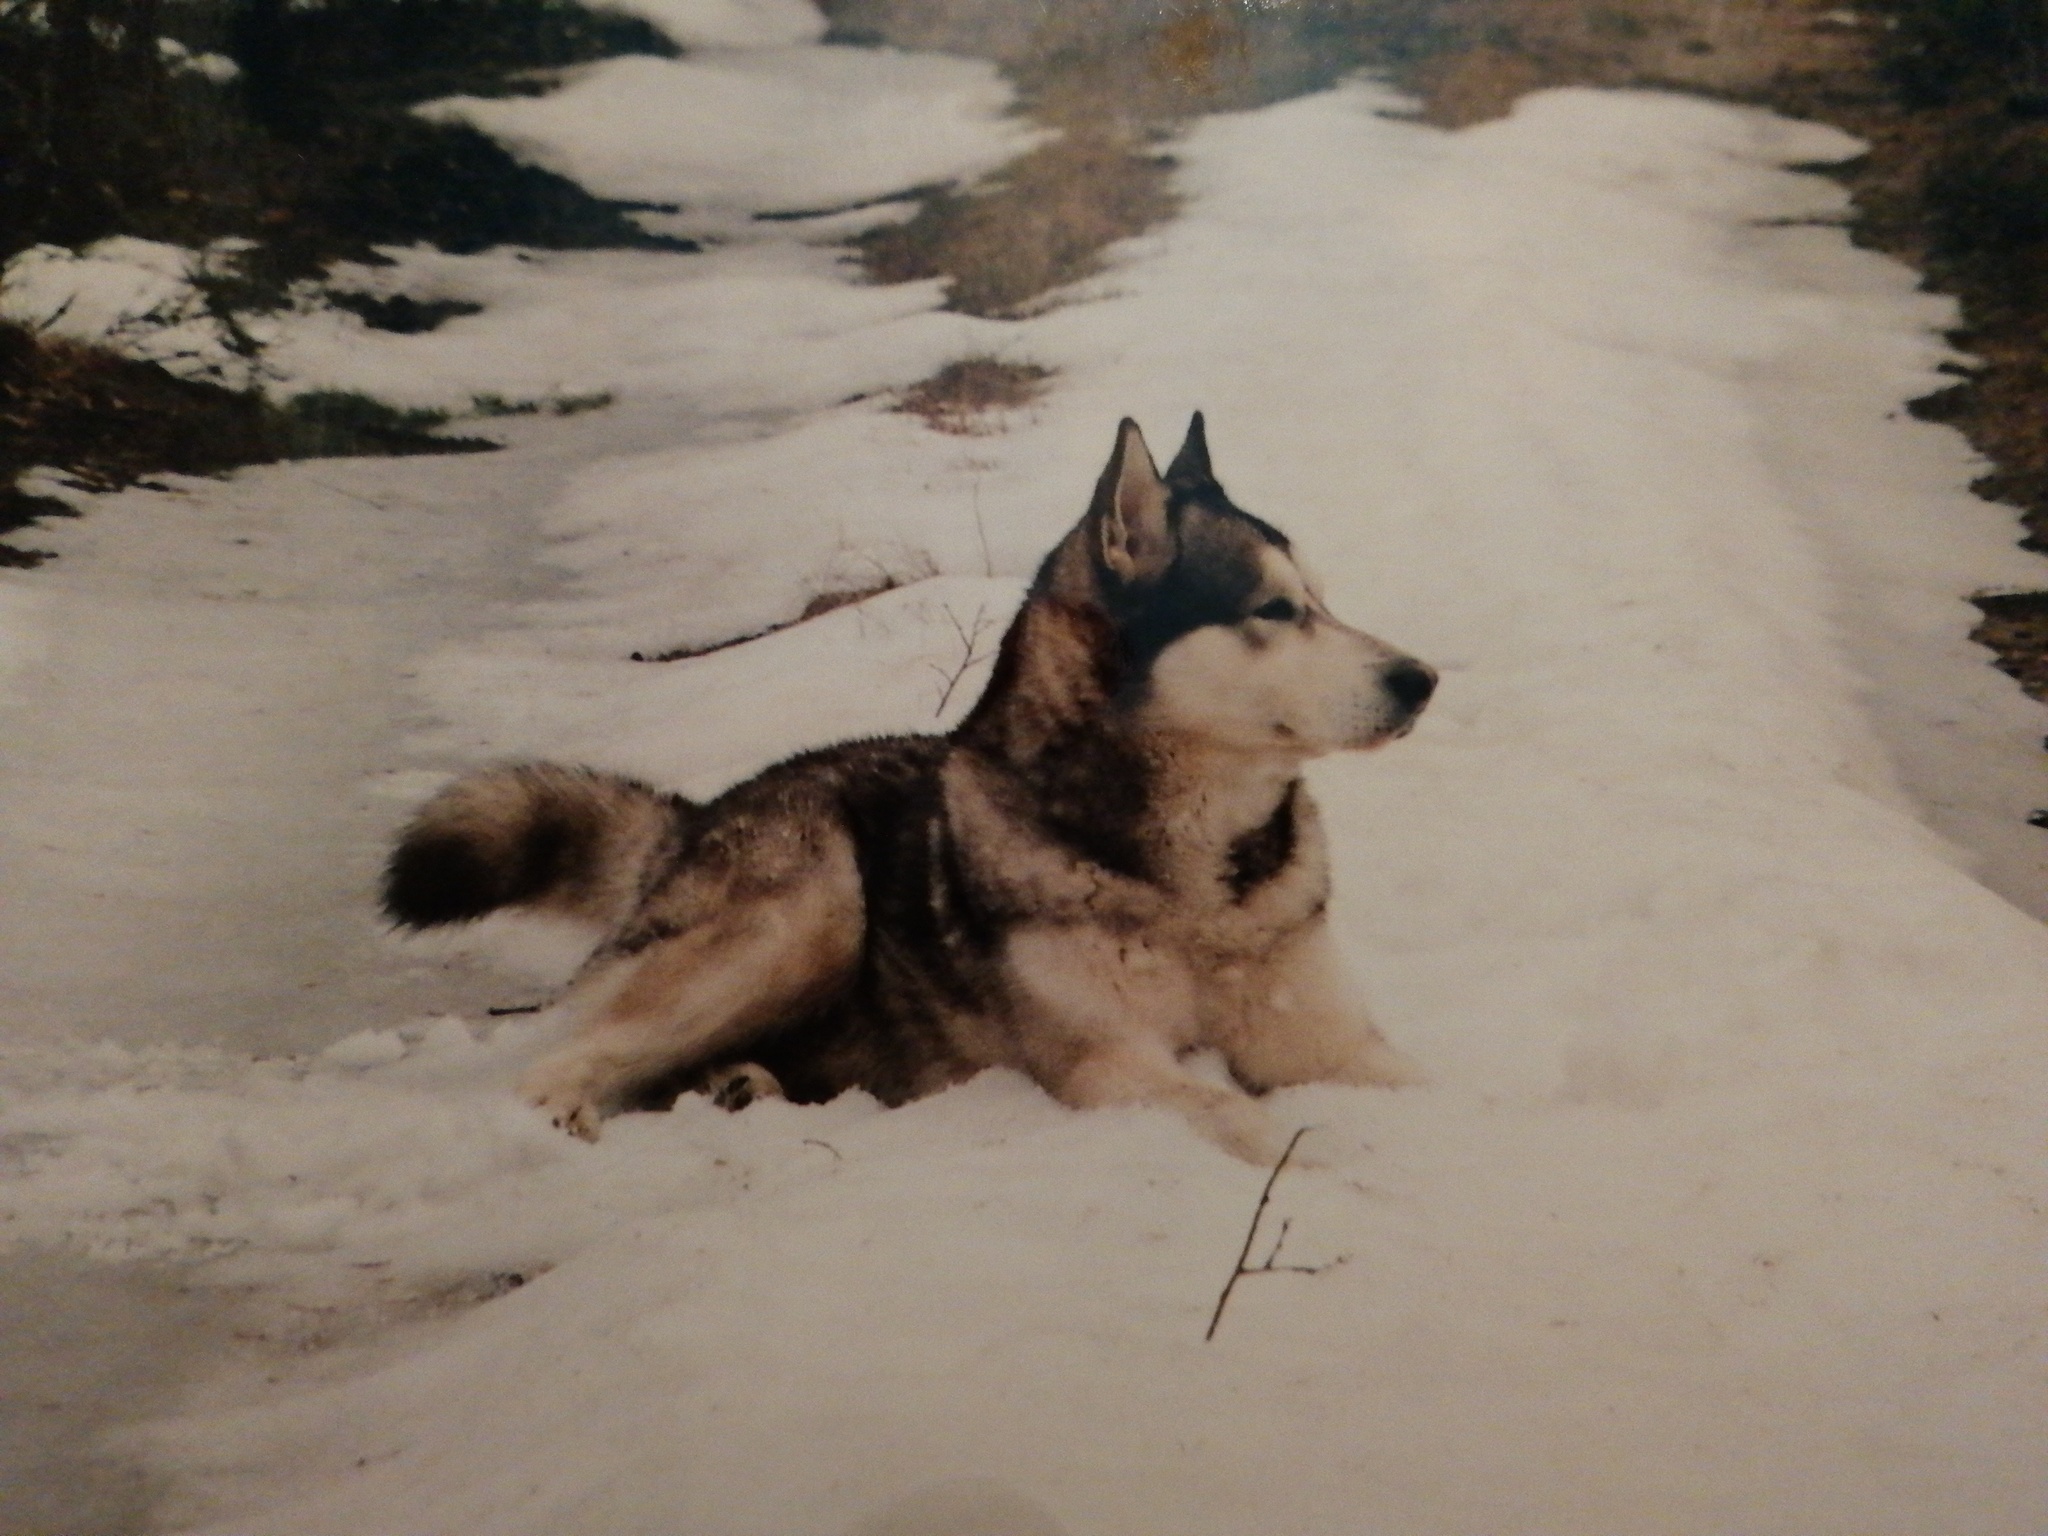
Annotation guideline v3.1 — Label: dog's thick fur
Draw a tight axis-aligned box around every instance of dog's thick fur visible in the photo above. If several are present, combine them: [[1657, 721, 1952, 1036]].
[[384, 416, 1435, 1161]]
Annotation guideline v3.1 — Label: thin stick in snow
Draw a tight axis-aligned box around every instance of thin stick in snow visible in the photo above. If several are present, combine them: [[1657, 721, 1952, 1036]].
[[929, 601, 997, 718], [1204, 1126, 1346, 1342], [972, 478, 995, 578]]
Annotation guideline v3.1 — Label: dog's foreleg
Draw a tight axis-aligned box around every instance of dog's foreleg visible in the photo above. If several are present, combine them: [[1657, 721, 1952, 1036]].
[[520, 854, 859, 1140], [1003, 925, 1281, 1164], [1054, 1041, 1283, 1164], [1213, 922, 1424, 1094]]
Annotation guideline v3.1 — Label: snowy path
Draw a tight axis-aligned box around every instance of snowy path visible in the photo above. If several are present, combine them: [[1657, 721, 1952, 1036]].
[[2, 32, 2047, 1536], [0, 20, 1039, 1528], [5, 434, 534, 1056], [0, 387, 795, 1528]]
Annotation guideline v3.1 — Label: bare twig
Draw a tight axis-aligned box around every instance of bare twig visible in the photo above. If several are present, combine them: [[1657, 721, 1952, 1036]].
[[928, 601, 998, 718], [973, 478, 994, 578], [305, 477, 395, 511], [1204, 1126, 1346, 1342]]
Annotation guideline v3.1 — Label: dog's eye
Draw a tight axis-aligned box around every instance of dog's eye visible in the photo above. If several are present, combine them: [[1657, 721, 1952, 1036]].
[[1252, 596, 1300, 624]]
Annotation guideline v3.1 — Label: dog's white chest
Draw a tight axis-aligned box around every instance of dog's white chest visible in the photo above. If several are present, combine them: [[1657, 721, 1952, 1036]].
[[1002, 924, 1204, 1055]]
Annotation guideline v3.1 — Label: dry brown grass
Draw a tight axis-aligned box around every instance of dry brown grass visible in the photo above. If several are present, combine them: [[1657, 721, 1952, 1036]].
[[891, 356, 1053, 435], [1392, 0, 1878, 126], [0, 319, 491, 565], [1410, 42, 1550, 127], [1, 323, 280, 565], [857, 128, 1178, 318]]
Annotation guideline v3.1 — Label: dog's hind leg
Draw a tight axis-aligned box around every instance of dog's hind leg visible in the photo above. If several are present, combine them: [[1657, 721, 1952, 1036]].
[[704, 1062, 784, 1112], [519, 835, 861, 1140]]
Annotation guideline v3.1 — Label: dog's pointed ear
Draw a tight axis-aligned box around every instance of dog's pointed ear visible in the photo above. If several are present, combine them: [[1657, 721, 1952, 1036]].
[[1165, 410, 1212, 485], [1090, 418, 1173, 587]]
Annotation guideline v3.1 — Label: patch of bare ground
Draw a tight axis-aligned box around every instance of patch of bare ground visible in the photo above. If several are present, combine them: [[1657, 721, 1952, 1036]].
[[1972, 592, 2048, 699], [1400, 0, 1876, 126], [892, 356, 1054, 434], [0, 320, 493, 566], [856, 129, 1181, 317]]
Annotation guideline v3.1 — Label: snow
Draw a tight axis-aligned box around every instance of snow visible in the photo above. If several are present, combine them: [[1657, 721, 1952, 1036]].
[[261, 241, 1003, 413], [418, 46, 1039, 222], [408, 0, 1032, 229], [2, 48, 2046, 1536], [158, 36, 242, 84], [0, 238, 264, 389]]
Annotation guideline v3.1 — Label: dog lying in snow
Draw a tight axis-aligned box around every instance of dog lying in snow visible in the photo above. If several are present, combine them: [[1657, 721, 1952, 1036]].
[[383, 415, 1434, 1162]]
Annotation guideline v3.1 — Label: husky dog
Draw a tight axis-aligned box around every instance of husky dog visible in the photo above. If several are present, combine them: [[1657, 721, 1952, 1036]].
[[384, 415, 1435, 1161]]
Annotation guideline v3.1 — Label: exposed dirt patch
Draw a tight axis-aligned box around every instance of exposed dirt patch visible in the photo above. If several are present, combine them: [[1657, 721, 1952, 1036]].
[[891, 356, 1054, 433], [0, 321, 494, 565], [1972, 591, 2048, 698], [857, 130, 1180, 317], [1, 0, 691, 280], [326, 292, 486, 335], [1404, 0, 1874, 125]]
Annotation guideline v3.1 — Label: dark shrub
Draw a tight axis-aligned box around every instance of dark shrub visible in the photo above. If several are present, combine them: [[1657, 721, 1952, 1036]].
[[1884, 0, 2048, 107]]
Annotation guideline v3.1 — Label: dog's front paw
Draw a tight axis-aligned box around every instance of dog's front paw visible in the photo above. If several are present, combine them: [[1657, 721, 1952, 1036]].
[[520, 1059, 607, 1142], [1192, 1092, 1286, 1166], [1334, 1031, 1427, 1090]]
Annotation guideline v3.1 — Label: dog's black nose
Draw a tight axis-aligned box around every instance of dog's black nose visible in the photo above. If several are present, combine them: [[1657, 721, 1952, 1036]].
[[1383, 659, 1436, 714]]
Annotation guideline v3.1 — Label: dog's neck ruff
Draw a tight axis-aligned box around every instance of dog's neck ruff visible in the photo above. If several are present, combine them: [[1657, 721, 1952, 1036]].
[[952, 593, 1310, 902], [1131, 733, 1309, 904]]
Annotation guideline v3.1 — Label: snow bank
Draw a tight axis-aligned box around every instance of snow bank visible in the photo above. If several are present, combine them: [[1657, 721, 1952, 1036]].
[[157, 36, 241, 84], [259, 241, 1002, 413], [0, 238, 263, 389], [4, 77, 2046, 1536], [419, 46, 1037, 219]]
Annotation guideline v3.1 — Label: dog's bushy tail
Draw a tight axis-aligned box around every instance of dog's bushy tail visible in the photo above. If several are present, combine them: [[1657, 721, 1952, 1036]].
[[383, 763, 694, 933]]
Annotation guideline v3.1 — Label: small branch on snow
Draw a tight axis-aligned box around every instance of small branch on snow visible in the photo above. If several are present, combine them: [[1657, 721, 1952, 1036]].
[[1204, 1126, 1347, 1342], [928, 601, 997, 718], [32, 294, 77, 335], [305, 478, 397, 512], [972, 478, 995, 578]]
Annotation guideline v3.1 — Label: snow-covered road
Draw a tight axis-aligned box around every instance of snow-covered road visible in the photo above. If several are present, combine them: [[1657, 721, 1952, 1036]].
[[2, 9, 2046, 1533]]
